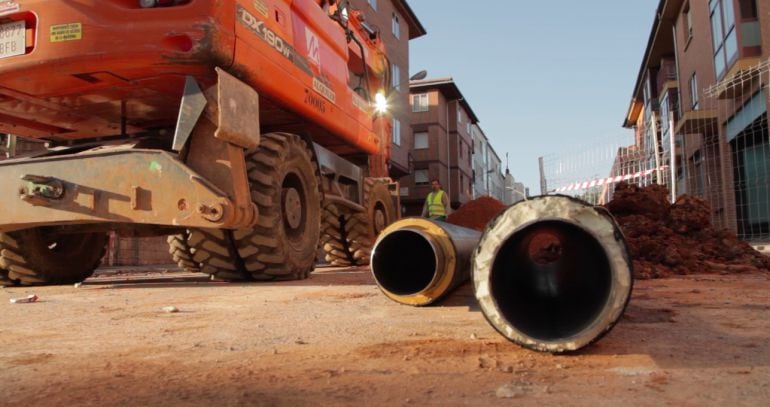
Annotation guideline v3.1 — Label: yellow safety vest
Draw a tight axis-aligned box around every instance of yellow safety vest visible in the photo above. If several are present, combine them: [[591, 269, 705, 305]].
[[426, 190, 446, 217]]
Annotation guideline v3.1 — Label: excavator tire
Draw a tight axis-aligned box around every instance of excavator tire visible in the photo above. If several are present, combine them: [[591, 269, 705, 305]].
[[187, 133, 321, 281], [0, 268, 14, 287], [0, 228, 108, 285], [363, 178, 399, 238], [320, 178, 397, 266], [167, 233, 201, 273], [319, 202, 366, 267]]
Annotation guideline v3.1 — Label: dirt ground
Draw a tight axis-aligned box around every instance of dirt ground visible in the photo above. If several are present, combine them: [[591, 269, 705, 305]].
[[1, 266, 770, 406]]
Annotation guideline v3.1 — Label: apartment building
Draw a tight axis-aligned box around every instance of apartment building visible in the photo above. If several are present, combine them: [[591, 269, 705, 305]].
[[471, 124, 505, 201], [472, 125, 490, 198], [488, 146, 505, 201], [401, 78, 478, 216], [349, 0, 426, 178], [623, 0, 769, 240]]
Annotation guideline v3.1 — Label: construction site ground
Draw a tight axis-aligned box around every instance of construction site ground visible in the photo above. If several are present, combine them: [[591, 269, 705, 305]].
[[2, 266, 769, 406]]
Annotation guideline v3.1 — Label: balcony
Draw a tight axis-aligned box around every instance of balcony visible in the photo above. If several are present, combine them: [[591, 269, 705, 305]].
[[674, 109, 719, 135], [714, 57, 762, 99]]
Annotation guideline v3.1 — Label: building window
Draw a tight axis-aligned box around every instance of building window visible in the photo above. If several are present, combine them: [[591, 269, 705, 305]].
[[411, 93, 429, 112], [414, 132, 429, 149], [457, 107, 462, 124], [689, 73, 699, 110], [459, 140, 463, 158], [367, 0, 377, 11], [709, 0, 738, 78], [415, 169, 429, 186], [392, 13, 400, 39], [392, 118, 401, 146], [391, 64, 400, 91], [466, 122, 471, 134]]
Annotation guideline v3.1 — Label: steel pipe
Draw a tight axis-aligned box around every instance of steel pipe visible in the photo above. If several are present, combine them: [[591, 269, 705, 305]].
[[472, 195, 633, 353], [371, 218, 481, 306]]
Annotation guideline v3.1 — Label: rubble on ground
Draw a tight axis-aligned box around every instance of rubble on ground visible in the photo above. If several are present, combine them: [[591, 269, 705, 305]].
[[446, 196, 507, 232], [606, 182, 770, 279]]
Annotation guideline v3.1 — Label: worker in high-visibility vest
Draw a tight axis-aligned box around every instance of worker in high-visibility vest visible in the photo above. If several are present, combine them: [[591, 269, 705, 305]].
[[422, 179, 449, 221]]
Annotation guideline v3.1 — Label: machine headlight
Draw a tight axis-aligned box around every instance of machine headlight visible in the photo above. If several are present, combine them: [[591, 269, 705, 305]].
[[374, 91, 389, 114]]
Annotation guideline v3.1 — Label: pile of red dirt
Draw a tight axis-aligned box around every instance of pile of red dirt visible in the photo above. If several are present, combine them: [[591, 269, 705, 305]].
[[606, 182, 770, 279], [446, 196, 507, 232]]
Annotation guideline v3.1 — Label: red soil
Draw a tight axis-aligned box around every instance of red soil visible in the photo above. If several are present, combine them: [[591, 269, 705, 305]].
[[446, 196, 507, 232], [605, 182, 770, 279]]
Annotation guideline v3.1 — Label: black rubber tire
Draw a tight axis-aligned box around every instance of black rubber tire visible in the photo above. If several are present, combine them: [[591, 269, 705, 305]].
[[0, 268, 14, 287], [320, 178, 398, 267], [364, 178, 398, 238], [187, 228, 246, 281], [188, 133, 321, 281], [0, 228, 108, 285], [167, 233, 201, 273], [319, 202, 367, 267]]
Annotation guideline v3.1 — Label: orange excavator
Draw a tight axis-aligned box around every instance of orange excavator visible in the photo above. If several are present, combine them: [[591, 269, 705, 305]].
[[0, 0, 399, 285]]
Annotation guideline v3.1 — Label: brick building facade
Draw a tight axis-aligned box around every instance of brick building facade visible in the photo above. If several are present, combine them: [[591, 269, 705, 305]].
[[624, 0, 770, 240], [401, 78, 479, 215]]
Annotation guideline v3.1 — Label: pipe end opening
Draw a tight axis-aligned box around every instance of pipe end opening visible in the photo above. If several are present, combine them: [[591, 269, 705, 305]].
[[490, 221, 613, 341], [372, 230, 438, 296]]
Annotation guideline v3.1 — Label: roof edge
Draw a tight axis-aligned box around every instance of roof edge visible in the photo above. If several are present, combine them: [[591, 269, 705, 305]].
[[623, 0, 667, 128], [409, 77, 480, 123], [393, 0, 427, 40]]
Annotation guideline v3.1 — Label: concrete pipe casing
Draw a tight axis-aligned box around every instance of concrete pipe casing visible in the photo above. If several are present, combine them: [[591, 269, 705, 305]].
[[472, 195, 633, 353]]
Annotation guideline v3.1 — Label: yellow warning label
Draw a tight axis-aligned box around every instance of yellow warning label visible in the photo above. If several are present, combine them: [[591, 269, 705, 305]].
[[253, 0, 269, 17], [50, 23, 82, 43]]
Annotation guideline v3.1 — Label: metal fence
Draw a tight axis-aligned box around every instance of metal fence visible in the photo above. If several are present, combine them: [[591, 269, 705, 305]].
[[541, 58, 770, 242], [539, 133, 664, 206]]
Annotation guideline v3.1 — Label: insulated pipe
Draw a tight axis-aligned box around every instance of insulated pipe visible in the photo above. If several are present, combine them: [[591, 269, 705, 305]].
[[371, 218, 481, 306], [472, 195, 633, 353]]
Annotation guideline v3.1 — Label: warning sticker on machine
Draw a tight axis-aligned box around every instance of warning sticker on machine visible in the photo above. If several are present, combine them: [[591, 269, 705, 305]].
[[50, 23, 82, 43]]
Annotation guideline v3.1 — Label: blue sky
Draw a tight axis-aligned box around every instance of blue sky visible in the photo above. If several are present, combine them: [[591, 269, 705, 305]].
[[407, 0, 659, 192]]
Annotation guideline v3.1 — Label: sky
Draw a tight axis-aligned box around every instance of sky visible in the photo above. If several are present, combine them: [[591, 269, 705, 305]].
[[406, 0, 660, 192]]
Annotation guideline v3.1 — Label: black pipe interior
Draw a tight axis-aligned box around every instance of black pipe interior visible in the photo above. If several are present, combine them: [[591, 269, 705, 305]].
[[490, 221, 612, 341], [372, 230, 438, 296]]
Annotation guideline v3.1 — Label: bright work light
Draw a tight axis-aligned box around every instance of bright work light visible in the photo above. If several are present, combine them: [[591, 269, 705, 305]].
[[374, 91, 389, 114]]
